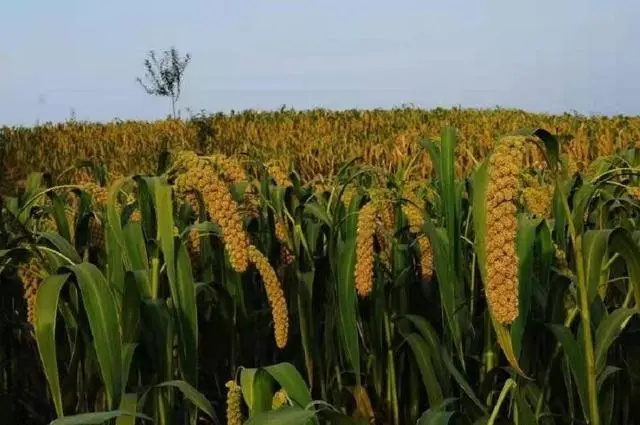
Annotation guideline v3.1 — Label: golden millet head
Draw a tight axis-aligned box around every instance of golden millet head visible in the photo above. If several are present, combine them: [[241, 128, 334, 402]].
[[175, 167, 250, 273], [627, 186, 640, 201], [39, 215, 57, 233], [522, 185, 553, 218], [484, 136, 525, 325], [554, 242, 568, 270], [416, 234, 434, 283], [89, 215, 105, 249], [341, 185, 357, 207], [187, 228, 202, 265], [371, 195, 394, 268], [272, 389, 289, 409], [241, 185, 261, 218], [82, 182, 108, 209], [354, 202, 377, 298], [174, 150, 201, 172], [279, 246, 295, 266], [400, 191, 433, 283], [17, 262, 43, 326], [129, 209, 142, 223], [266, 161, 292, 187], [209, 153, 248, 183], [248, 245, 289, 348], [274, 217, 289, 245], [225, 380, 243, 425]]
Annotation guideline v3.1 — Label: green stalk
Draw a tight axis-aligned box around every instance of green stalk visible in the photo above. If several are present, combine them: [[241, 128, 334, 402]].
[[384, 311, 399, 425], [297, 291, 314, 390], [622, 286, 634, 309], [557, 181, 600, 425], [231, 302, 237, 374], [469, 252, 477, 318], [487, 378, 516, 425], [335, 365, 343, 391], [151, 255, 160, 300]]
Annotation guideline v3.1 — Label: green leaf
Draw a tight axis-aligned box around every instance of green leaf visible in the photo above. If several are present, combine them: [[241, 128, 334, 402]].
[[422, 220, 464, 366], [240, 368, 275, 415], [417, 398, 458, 425], [122, 273, 141, 344], [106, 176, 129, 288], [122, 222, 149, 272], [439, 347, 486, 413], [34, 273, 71, 418], [263, 363, 313, 408], [405, 333, 443, 407], [65, 263, 123, 410], [296, 270, 315, 388], [154, 380, 216, 420], [174, 241, 199, 383], [404, 315, 448, 391], [50, 191, 72, 242], [145, 176, 198, 387], [583, 230, 611, 305], [548, 324, 589, 420], [594, 308, 636, 375], [304, 203, 332, 228], [37, 232, 82, 264], [121, 344, 137, 393], [597, 366, 621, 392], [607, 227, 640, 308], [430, 127, 460, 270], [244, 406, 315, 425], [423, 128, 466, 365], [511, 216, 542, 358], [518, 128, 560, 171], [336, 237, 361, 379], [240, 370, 257, 413], [515, 387, 536, 425], [50, 411, 152, 425], [571, 183, 597, 235]]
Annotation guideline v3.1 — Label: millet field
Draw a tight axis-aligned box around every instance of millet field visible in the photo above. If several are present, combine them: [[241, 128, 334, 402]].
[[2, 107, 640, 425]]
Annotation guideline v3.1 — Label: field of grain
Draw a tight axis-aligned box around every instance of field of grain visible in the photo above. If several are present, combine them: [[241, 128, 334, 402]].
[[2, 107, 640, 190], [1, 108, 640, 425]]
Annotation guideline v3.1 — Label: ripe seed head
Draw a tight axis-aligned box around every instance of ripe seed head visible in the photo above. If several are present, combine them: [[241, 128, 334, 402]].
[[484, 136, 524, 325], [355, 202, 377, 297], [248, 245, 289, 348], [225, 380, 243, 425], [174, 160, 250, 273]]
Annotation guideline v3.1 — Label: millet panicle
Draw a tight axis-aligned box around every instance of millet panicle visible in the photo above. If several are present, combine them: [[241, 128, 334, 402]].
[[354, 202, 377, 297], [248, 245, 289, 348], [175, 165, 250, 273], [225, 380, 243, 425], [484, 136, 525, 325]]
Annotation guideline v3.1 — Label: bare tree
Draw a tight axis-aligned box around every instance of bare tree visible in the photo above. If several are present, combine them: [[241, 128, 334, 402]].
[[136, 47, 191, 118]]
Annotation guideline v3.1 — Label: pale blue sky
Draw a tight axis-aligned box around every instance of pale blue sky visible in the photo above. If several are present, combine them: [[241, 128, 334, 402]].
[[1, 0, 638, 126]]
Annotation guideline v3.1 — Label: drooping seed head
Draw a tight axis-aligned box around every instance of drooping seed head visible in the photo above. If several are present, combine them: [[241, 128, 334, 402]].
[[354, 202, 377, 297], [175, 164, 250, 273], [225, 380, 243, 425], [248, 245, 289, 348], [484, 136, 524, 325]]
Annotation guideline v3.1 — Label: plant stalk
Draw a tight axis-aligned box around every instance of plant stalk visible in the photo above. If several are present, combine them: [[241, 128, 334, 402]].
[[383, 311, 399, 425], [487, 378, 516, 425], [558, 181, 600, 425]]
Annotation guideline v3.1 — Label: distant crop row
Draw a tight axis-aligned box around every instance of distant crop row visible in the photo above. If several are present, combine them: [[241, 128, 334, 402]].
[[2, 108, 640, 195]]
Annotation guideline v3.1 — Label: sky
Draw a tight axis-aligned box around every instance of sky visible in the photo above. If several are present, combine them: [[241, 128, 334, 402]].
[[1, 0, 639, 127]]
